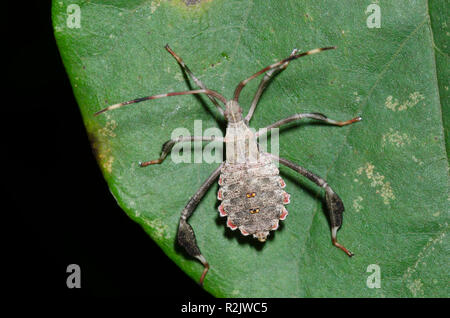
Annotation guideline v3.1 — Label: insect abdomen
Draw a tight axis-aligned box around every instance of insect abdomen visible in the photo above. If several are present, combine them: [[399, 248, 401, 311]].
[[217, 154, 289, 241]]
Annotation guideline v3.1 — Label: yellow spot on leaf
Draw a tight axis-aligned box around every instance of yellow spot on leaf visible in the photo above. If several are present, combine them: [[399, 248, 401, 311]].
[[357, 163, 395, 205], [150, 0, 161, 14], [144, 218, 171, 240], [99, 153, 114, 174], [403, 227, 447, 296], [98, 119, 117, 138], [353, 196, 363, 212], [93, 116, 117, 174], [382, 128, 411, 147], [385, 92, 424, 112], [407, 279, 424, 297]]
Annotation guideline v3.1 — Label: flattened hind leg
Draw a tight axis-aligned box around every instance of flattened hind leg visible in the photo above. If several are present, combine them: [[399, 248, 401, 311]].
[[264, 153, 354, 257], [177, 163, 224, 285], [178, 219, 210, 284], [324, 186, 354, 257]]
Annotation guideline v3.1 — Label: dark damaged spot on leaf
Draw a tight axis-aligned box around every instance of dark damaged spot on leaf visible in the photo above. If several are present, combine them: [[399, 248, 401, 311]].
[[88, 132, 102, 161], [184, 0, 202, 6]]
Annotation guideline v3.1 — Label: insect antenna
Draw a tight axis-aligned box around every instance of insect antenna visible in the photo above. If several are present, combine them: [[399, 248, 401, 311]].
[[165, 44, 226, 116], [233, 46, 336, 102], [94, 89, 227, 116]]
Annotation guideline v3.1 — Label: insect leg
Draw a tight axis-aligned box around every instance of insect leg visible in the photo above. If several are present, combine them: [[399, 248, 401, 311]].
[[264, 153, 354, 257], [139, 136, 223, 167], [165, 44, 225, 117], [177, 162, 224, 286], [94, 89, 227, 116], [245, 49, 299, 124], [255, 113, 361, 137], [233, 46, 336, 102]]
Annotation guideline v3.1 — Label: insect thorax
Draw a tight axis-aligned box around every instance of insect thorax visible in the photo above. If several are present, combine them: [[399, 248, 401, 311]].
[[224, 120, 259, 164]]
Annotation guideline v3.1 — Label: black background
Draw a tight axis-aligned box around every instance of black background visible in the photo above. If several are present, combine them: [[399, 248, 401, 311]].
[[8, 1, 210, 300]]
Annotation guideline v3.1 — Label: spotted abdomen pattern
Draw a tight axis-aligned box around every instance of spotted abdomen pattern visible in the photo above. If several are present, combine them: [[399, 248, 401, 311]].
[[217, 154, 290, 242]]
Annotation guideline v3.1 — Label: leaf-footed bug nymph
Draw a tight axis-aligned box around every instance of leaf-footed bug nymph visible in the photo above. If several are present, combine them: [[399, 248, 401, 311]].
[[95, 44, 361, 286]]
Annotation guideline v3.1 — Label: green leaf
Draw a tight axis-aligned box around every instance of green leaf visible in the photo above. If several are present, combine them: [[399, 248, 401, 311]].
[[53, 0, 448, 297]]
